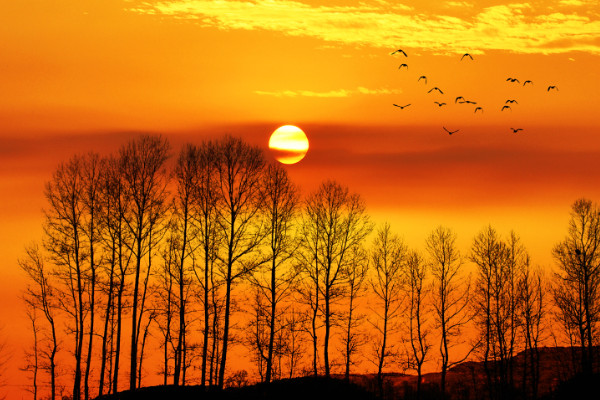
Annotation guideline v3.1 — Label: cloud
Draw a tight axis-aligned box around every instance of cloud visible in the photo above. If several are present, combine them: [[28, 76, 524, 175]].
[[131, 0, 600, 55], [559, 0, 586, 6], [445, 1, 474, 8], [254, 86, 401, 98]]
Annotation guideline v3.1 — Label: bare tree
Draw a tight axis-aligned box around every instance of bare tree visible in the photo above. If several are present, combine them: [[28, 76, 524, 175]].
[[154, 226, 178, 385], [244, 288, 270, 381], [22, 308, 40, 400], [282, 306, 305, 379], [518, 264, 546, 400], [0, 326, 10, 400], [119, 135, 170, 390], [340, 245, 369, 381], [504, 231, 528, 388], [44, 155, 87, 400], [296, 199, 322, 377], [80, 153, 103, 400], [426, 226, 471, 398], [177, 140, 222, 387], [212, 136, 267, 388], [171, 144, 204, 385], [20, 245, 59, 400], [370, 223, 407, 395], [301, 180, 372, 378], [99, 155, 134, 395], [405, 251, 431, 399], [552, 198, 600, 377], [255, 162, 299, 383], [471, 226, 527, 400], [97, 156, 126, 397]]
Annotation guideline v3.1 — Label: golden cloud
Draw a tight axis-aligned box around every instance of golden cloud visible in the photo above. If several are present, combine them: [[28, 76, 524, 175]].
[[254, 87, 401, 98], [132, 1, 600, 54]]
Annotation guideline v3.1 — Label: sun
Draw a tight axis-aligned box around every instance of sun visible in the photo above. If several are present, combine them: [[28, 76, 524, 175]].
[[268, 125, 309, 165]]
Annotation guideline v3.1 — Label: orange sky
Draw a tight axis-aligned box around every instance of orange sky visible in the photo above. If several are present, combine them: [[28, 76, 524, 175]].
[[1, 0, 600, 397]]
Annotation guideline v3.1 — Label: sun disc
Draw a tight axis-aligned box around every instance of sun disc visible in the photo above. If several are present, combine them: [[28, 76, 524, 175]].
[[268, 125, 309, 165]]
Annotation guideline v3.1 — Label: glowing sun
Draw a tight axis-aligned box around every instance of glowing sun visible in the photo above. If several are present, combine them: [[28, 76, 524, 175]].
[[268, 125, 309, 165]]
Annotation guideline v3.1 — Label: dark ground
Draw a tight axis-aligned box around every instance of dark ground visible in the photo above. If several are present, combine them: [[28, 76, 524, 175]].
[[94, 377, 379, 400]]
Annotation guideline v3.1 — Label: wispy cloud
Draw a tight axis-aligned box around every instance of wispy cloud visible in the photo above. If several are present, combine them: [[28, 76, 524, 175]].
[[131, 0, 600, 55], [559, 0, 586, 6], [445, 1, 474, 9], [254, 86, 401, 98]]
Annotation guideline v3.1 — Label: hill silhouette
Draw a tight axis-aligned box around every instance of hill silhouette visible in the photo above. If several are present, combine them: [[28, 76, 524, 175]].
[[94, 377, 378, 400], [94, 347, 600, 400]]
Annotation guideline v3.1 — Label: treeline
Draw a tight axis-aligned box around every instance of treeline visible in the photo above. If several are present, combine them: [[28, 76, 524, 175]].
[[18, 135, 600, 400]]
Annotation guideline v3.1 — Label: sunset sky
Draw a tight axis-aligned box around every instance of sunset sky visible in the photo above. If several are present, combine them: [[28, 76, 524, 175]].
[[1, 0, 600, 397]]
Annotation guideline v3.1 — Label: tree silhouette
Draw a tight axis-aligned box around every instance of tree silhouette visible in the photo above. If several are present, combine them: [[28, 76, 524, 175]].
[[405, 250, 430, 400], [553, 198, 600, 377], [212, 136, 267, 388], [44, 154, 88, 400], [341, 245, 369, 381], [426, 226, 471, 398], [119, 135, 170, 390], [370, 223, 406, 396], [19, 245, 59, 400], [171, 144, 205, 385], [518, 264, 546, 400], [255, 162, 299, 382], [471, 227, 527, 400], [80, 152, 102, 400], [100, 155, 134, 395], [301, 180, 372, 378]]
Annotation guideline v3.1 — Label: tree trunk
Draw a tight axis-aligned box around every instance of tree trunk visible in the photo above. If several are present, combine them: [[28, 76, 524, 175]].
[[266, 257, 277, 383], [99, 246, 116, 397]]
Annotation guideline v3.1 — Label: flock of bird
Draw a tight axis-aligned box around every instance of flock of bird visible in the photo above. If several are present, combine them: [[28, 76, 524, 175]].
[[390, 49, 559, 135]]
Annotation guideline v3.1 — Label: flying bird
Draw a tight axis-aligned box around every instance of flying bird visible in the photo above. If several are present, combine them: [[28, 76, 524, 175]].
[[548, 85, 559, 91], [505, 99, 518, 104], [434, 101, 446, 107], [465, 100, 477, 105], [501, 105, 512, 111], [510, 128, 523, 133], [455, 96, 465, 103], [428, 87, 444, 94], [391, 49, 407, 57], [474, 107, 483, 113], [418, 75, 427, 84], [506, 77, 520, 83], [398, 63, 408, 70], [523, 80, 533, 86], [393, 103, 411, 109], [461, 53, 473, 61], [443, 127, 460, 135]]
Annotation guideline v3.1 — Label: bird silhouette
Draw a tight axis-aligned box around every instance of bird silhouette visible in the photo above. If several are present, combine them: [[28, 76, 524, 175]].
[[547, 85, 559, 91], [523, 80, 533, 86], [398, 63, 408, 70], [434, 101, 446, 107], [393, 103, 411, 109], [501, 105, 512, 111], [465, 100, 477, 104], [443, 127, 460, 135], [474, 107, 483, 113], [505, 99, 518, 104], [455, 96, 465, 103], [428, 87, 444, 94], [418, 76, 427, 84], [391, 49, 407, 56], [506, 78, 520, 83], [461, 53, 473, 61], [510, 128, 523, 133]]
